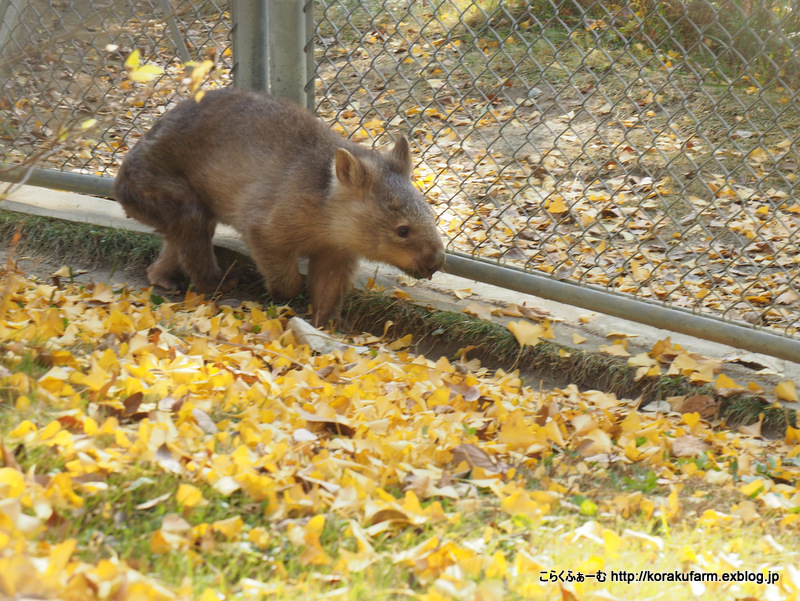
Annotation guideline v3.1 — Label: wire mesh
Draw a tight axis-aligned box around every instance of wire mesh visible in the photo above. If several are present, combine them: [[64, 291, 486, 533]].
[[0, 0, 231, 176], [315, 0, 800, 339]]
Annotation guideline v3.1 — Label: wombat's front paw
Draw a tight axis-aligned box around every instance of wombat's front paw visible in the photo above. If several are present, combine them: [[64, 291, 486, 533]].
[[147, 263, 185, 292], [266, 274, 303, 302]]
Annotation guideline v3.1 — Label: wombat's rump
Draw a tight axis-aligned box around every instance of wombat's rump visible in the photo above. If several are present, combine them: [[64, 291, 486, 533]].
[[114, 88, 445, 326]]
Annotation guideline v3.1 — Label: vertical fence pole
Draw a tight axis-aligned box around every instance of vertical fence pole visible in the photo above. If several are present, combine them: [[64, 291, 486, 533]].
[[268, 0, 306, 106], [231, 0, 269, 91], [304, 0, 315, 111], [158, 0, 192, 64], [0, 0, 21, 50]]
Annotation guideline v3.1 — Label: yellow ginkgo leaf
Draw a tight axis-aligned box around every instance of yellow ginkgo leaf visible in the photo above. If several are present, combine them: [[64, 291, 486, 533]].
[[507, 320, 552, 347], [129, 64, 164, 83], [775, 379, 798, 402], [0, 467, 25, 498], [189, 59, 215, 92], [124, 48, 141, 70], [176, 484, 205, 508]]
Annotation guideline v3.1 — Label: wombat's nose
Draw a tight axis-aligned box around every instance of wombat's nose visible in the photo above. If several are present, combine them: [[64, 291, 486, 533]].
[[426, 249, 446, 278]]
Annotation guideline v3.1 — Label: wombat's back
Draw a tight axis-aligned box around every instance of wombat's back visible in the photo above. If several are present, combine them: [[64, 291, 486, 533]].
[[118, 88, 352, 228]]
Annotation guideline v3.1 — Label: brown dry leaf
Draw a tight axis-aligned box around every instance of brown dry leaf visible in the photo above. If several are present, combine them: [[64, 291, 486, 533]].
[[776, 289, 800, 304], [451, 443, 509, 475], [518, 304, 554, 321], [732, 500, 760, 522], [162, 513, 192, 533], [739, 414, 765, 437], [672, 435, 711, 457], [0, 440, 22, 471], [155, 444, 183, 474], [668, 395, 718, 418], [122, 391, 144, 416], [297, 408, 356, 437], [192, 408, 218, 434], [447, 382, 481, 402]]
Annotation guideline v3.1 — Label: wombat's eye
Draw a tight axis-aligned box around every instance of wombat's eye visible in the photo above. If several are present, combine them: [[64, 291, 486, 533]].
[[397, 225, 410, 238]]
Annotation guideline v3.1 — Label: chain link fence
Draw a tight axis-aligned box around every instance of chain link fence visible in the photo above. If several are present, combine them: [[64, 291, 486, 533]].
[[2, 0, 800, 359], [316, 0, 800, 350], [0, 0, 231, 178]]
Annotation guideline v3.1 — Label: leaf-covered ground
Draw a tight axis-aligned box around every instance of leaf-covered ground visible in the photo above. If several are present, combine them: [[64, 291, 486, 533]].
[[1, 262, 799, 601]]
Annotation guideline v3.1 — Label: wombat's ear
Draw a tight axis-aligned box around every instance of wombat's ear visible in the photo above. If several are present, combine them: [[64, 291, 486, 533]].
[[389, 135, 414, 178], [333, 148, 365, 188]]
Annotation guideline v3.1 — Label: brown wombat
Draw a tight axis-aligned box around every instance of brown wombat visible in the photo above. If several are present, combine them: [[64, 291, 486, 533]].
[[114, 88, 445, 326]]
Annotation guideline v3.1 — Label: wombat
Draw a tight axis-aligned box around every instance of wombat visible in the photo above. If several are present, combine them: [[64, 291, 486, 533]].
[[113, 88, 445, 326]]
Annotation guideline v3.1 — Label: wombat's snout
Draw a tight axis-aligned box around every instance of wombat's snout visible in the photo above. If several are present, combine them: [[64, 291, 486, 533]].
[[421, 248, 446, 279]]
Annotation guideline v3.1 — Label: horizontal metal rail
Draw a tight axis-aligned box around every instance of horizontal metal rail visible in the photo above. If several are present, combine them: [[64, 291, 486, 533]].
[[444, 254, 800, 365], [0, 167, 114, 198]]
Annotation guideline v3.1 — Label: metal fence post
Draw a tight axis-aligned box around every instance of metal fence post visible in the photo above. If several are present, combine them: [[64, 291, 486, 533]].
[[158, 0, 192, 64], [0, 0, 20, 51], [231, 0, 269, 91], [268, 0, 306, 106], [304, 0, 314, 111]]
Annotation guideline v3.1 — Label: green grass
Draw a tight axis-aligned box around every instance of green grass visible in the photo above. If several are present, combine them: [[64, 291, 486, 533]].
[[56, 470, 279, 588], [0, 209, 161, 270]]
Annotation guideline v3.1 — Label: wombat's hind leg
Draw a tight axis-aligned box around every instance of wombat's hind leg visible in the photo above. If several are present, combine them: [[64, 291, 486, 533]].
[[174, 215, 228, 294], [147, 240, 185, 291]]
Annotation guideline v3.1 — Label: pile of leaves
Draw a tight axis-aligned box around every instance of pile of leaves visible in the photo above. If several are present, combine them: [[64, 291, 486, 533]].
[[0, 262, 799, 600]]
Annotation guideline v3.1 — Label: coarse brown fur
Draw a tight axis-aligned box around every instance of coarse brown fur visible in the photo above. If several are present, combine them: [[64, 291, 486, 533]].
[[113, 88, 445, 326]]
